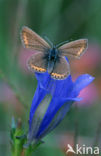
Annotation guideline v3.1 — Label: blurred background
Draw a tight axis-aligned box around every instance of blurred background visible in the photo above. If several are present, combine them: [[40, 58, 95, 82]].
[[0, 0, 101, 155]]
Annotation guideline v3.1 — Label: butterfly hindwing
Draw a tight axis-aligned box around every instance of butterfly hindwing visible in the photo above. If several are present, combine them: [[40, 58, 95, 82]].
[[58, 39, 88, 59], [51, 56, 70, 80], [21, 26, 50, 52], [27, 53, 47, 73]]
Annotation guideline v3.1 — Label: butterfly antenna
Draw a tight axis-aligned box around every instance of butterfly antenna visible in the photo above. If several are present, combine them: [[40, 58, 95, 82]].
[[44, 36, 53, 47], [56, 40, 69, 48]]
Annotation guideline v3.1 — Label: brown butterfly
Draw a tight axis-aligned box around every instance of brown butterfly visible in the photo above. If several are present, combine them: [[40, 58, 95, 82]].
[[20, 26, 88, 80]]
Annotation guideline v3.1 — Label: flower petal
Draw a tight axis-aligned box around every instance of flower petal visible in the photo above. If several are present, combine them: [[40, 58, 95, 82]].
[[28, 94, 52, 143], [36, 100, 73, 139], [69, 74, 95, 98], [29, 84, 47, 125], [35, 72, 73, 98], [36, 96, 80, 139], [74, 74, 95, 93]]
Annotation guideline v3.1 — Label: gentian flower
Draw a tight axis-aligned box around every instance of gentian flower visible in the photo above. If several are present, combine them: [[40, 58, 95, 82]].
[[27, 60, 94, 145]]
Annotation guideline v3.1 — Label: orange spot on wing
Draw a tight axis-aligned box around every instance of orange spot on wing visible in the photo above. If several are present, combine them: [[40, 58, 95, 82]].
[[51, 73, 65, 79], [30, 64, 46, 72], [23, 32, 28, 46], [77, 47, 84, 55]]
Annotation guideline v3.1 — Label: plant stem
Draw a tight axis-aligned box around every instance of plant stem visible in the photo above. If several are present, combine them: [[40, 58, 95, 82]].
[[93, 121, 101, 147]]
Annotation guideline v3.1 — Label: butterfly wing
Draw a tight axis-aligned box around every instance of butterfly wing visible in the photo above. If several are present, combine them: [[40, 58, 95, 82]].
[[21, 26, 51, 52], [58, 39, 88, 59], [51, 57, 70, 80], [27, 53, 47, 73]]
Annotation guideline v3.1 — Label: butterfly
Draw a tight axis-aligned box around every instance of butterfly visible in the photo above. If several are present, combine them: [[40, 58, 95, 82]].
[[20, 26, 88, 80]]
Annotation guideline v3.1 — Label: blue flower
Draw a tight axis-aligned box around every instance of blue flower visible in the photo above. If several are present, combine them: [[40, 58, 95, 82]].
[[27, 70, 94, 145]]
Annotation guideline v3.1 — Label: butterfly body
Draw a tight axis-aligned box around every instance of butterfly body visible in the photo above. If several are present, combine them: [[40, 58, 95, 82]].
[[43, 46, 60, 74], [21, 26, 88, 80]]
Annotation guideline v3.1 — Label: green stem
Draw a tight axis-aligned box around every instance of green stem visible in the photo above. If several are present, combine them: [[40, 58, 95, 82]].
[[23, 147, 33, 156], [23, 141, 43, 156]]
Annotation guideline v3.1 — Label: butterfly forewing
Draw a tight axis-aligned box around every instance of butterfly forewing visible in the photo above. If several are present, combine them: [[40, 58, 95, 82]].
[[21, 26, 50, 52], [27, 53, 47, 73], [58, 39, 88, 59], [51, 57, 70, 80]]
